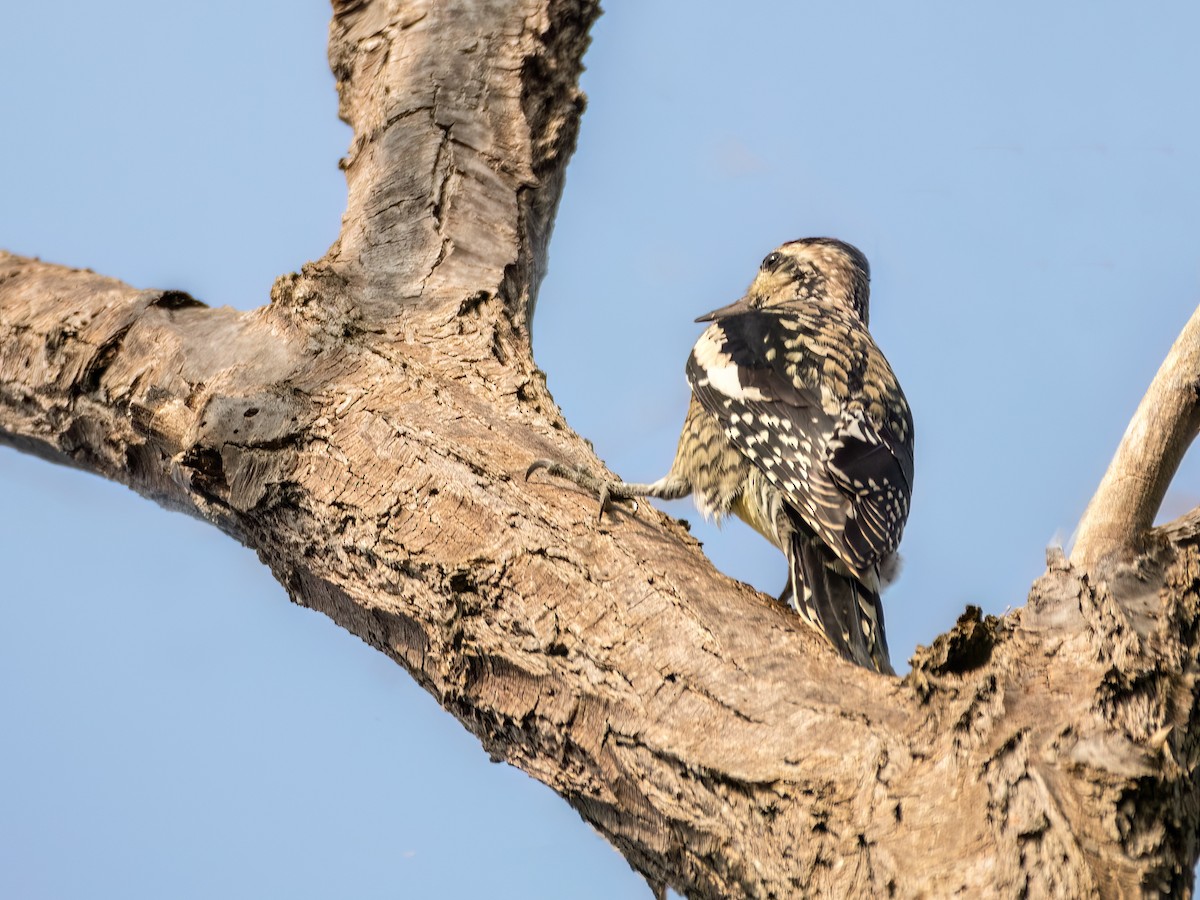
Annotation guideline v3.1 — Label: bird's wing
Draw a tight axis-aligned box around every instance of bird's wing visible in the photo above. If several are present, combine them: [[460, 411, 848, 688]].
[[686, 309, 913, 577]]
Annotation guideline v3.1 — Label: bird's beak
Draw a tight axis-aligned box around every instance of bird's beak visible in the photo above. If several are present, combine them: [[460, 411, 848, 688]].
[[695, 295, 752, 323]]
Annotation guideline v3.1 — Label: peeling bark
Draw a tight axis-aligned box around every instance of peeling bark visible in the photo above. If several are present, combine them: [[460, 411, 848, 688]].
[[3, 2, 1200, 897]]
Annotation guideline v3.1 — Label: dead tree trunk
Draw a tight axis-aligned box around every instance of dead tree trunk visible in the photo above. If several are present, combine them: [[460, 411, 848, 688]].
[[2, 2, 1199, 896]]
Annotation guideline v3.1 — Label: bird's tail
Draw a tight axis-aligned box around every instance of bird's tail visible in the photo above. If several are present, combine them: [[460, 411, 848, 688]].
[[784, 528, 894, 675]]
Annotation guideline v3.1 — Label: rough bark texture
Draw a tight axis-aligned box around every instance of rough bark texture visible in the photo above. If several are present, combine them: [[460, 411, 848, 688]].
[[3, 2, 1200, 897]]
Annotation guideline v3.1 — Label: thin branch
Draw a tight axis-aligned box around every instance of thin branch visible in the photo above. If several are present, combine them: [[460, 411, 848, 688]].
[[1073, 304, 1200, 571]]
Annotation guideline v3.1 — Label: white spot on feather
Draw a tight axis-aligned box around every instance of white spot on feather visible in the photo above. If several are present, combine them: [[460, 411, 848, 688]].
[[692, 327, 766, 401]]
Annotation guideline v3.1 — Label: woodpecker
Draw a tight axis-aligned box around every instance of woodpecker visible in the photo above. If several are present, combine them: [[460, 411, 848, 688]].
[[528, 239, 913, 674]]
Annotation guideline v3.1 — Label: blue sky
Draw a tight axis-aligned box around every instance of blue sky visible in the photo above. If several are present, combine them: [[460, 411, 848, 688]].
[[2, 2, 1199, 897]]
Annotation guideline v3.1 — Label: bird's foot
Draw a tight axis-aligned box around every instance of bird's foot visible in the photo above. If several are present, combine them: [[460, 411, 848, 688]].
[[525, 459, 639, 521]]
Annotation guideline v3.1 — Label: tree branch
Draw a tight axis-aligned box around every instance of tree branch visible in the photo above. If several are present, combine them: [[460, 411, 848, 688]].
[[1073, 304, 1200, 571], [3, 2, 1200, 896]]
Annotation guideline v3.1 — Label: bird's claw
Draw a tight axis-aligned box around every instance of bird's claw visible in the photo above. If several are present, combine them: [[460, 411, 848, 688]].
[[526, 458, 637, 521], [525, 459, 568, 482], [596, 484, 638, 522]]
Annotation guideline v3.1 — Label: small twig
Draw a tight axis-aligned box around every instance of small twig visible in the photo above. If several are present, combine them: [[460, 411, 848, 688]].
[[1072, 304, 1200, 571]]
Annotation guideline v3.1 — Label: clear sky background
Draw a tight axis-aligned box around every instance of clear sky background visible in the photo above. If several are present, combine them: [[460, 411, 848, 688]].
[[2, 2, 1199, 898]]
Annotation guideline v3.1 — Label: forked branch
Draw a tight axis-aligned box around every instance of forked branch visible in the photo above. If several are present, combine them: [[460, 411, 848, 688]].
[[3, 2, 1200, 897]]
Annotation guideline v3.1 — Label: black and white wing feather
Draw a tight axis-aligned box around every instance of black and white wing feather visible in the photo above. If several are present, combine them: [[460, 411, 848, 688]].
[[686, 306, 913, 581]]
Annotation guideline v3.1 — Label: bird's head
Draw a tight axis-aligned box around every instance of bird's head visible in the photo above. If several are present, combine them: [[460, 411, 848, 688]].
[[697, 238, 871, 325]]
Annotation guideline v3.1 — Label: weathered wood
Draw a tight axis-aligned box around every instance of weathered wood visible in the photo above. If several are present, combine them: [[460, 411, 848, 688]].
[[1073, 304, 1200, 572], [2, 2, 1199, 896]]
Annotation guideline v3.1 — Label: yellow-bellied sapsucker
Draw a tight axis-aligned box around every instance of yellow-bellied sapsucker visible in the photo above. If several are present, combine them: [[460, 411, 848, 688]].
[[528, 238, 914, 674]]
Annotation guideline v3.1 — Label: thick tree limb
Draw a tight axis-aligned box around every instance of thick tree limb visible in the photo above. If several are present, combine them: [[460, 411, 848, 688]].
[[3, 2, 1200, 896], [1073, 304, 1200, 572]]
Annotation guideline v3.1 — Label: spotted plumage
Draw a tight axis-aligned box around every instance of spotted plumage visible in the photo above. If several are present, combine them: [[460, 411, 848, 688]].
[[527, 238, 914, 673]]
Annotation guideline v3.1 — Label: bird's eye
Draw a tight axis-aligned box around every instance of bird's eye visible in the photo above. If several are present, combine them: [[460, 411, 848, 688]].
[[761, 252, 783, 272]]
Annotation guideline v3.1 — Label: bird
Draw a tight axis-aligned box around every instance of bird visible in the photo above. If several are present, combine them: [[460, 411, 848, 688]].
[[527, 238, 913, 674]]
